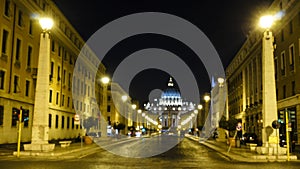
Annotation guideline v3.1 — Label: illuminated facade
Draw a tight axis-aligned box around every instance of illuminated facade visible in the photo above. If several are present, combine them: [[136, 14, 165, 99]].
[[226, 0, 300, 144], [0, 0, 106, 144], [145, 78, 196, 131]]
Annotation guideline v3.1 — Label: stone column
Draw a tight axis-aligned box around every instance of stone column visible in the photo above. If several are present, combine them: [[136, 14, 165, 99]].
[[261, 30, 279, 148], [24, 33, 55, 151]]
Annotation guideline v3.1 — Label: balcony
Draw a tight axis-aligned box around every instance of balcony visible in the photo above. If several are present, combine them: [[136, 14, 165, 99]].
[[31, 68, 38, 79], [14, 61, 21, 69], [0, 53, 8, 62]]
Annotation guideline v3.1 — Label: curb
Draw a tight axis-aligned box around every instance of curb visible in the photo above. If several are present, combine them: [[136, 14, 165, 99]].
[[186, 135, 299, 163]]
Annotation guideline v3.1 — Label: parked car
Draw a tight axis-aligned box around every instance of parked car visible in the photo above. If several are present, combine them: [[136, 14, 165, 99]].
[[241, 133, 258, 144]]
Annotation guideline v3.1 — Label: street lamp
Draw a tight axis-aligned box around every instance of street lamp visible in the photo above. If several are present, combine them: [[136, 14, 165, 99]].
[[204, 95, 210, 102], [24, 17, 55, 152], [100, 76, 110, 137], [259, 15, 279, 151], [121, 95, 128, 102], [101, 76, 110, 84], [131, 104, 137, 110], [137, 109, 142, 129], [259, 15, 274, 29], [197, 104, 203, 110], [39, 17, 54, 32]]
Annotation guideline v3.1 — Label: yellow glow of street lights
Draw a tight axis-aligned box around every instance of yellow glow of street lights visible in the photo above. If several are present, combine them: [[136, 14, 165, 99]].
[[204, 95, 210, 102], [197, 104, 203, 110], [132, 104, 137, 110], [217, 77, 225, 84], [137, 109, 142, 114], [101, 77, 110, 84], [121, 95, 128, 102], [259, 15, 274, 29], [39, 17, 54, 31]]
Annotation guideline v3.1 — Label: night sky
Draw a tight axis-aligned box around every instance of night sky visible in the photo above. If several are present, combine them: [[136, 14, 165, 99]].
[[52, 0, 273, 105]]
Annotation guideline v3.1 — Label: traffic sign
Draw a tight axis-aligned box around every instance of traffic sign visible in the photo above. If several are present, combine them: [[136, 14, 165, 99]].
[[272, 120, 281, 129], [236, 122, 242, 131]]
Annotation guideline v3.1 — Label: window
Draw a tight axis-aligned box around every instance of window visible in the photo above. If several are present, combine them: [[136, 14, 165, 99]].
[[292, 81, 296, 95], [68, 73, 71, 89], [13, 75, 19, 93], [51, 40, 55, 52], [1, 29, 9, 54], [29, 19, 33, 35], [42, 2, 46, 11], [0, 70, 5, 90], [63, 69, 66, 84], [50, 62, 54, 81], [62, 94, 65, 106], [55, 115, 59, 128], [27, 46, 32, 67], [281, 52, 286, 76], [67, 96, 70, 107], [283, 85, 286, 99], [25, 80, 30, 97], [58, 46, 62, 56], [67, 117, 70, 129], [81, 81, 83, 94], [61, 116, 64, 129], [107, 96, 111, 101], [69, 55, 73, 65], [49, 114, 52, 128], [17, 10, 23, 26], [107, 116, 111, 125], [49, 90, 53, 103], [274, 58, 278, 80], [289, 21, 293, 34], [56, 92, 59, 105], [4, 0, 10, 17], [64, 51, 67, 61], [72, 118, 74, 129], [0, 105, 3, 126], [15, 39, 21, 61], [281, 29, 284, 42], [107, 105, 111, 112], [57, 66, 61, 81], [298, 12, 300, 25], [279, 2, 283, 10], [289, 45, 295, 71]]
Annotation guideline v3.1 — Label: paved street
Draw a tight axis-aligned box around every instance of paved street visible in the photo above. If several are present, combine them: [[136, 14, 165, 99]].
[[1, 137, 300, 169]]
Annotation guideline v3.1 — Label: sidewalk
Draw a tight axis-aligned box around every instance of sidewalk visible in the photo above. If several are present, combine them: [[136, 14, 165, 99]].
[[0, 136, 134, 160], [186, 135, 299, 162]]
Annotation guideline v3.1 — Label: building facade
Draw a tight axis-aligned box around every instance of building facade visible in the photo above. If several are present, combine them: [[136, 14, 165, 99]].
[[226, 0, 300, 144], [0, 0, 107, 144]]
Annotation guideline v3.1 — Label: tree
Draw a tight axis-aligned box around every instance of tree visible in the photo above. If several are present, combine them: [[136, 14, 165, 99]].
[[219, 115, 239, 137], [113, 122, 125, 131], [84, 117, 97, 134]]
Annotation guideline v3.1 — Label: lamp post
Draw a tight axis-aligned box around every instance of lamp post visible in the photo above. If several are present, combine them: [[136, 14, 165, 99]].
[[101, 76, 110, 137], [121, 95, 128, 133], [197, 104, 203, 128], [259, 15, 279, 149], [130, 104, 136, 134], [137, 109, 142, 130], [24, 17, 55, 151], [203, 94, 210, 126]]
